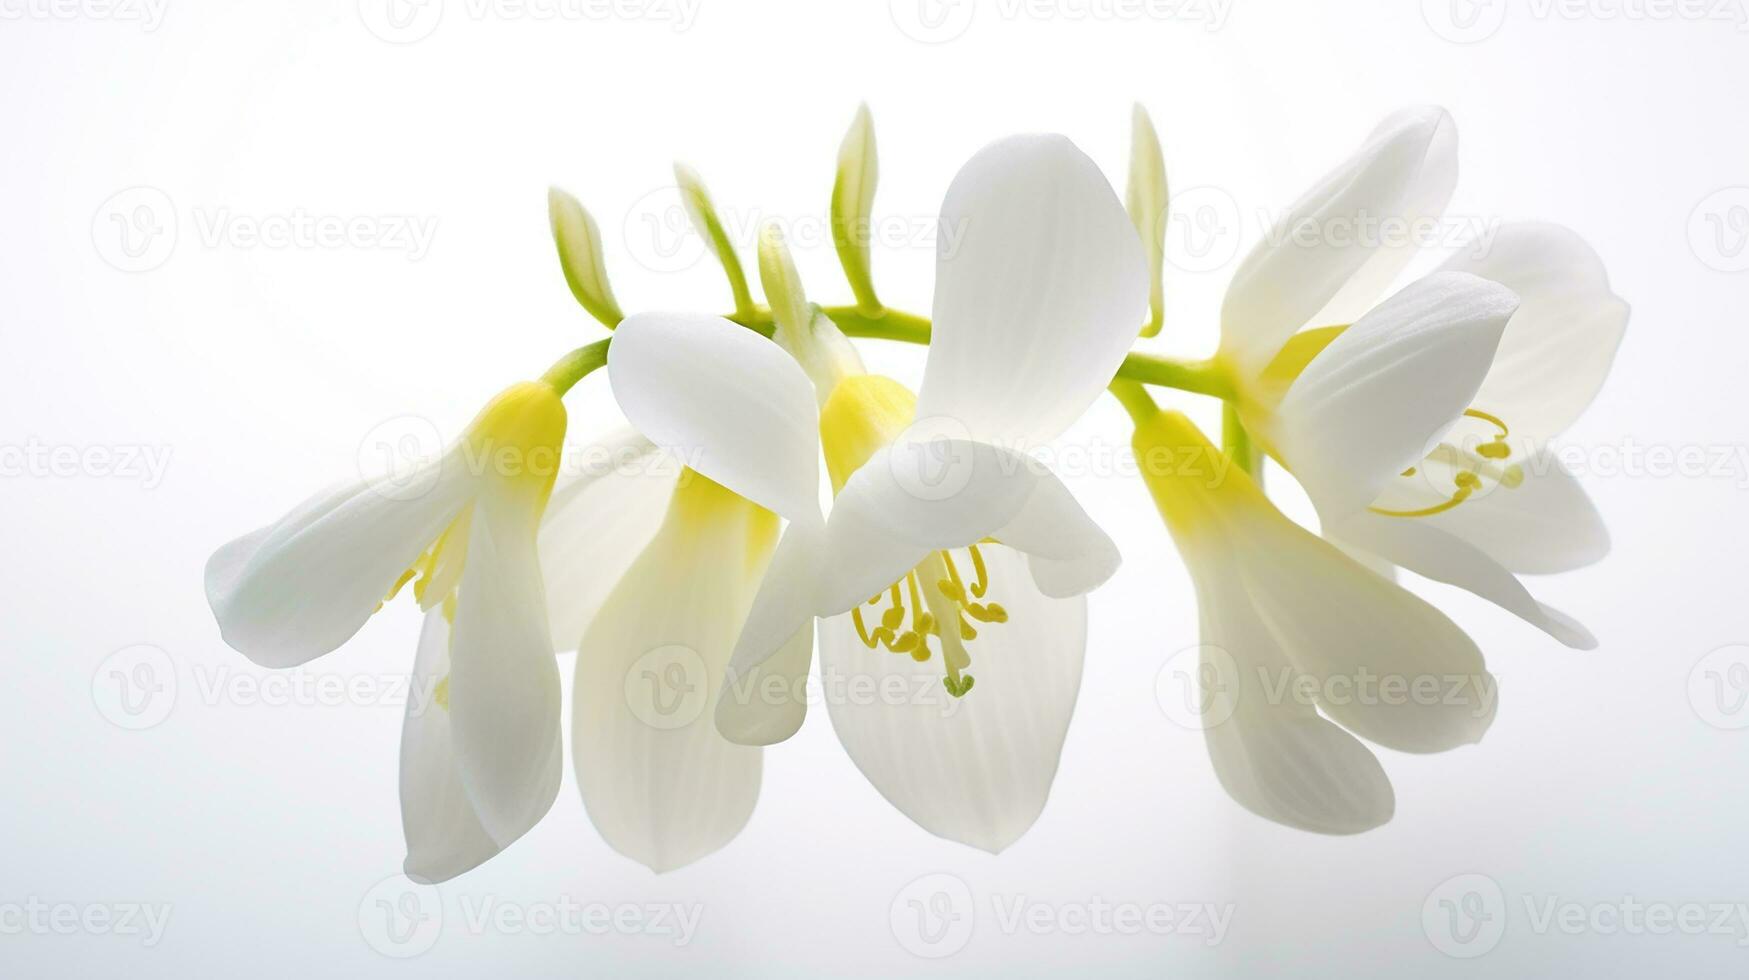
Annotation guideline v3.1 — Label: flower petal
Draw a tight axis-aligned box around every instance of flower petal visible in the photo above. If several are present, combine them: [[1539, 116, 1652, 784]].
[[1270, 272, 1517, 518], [1328, 512, 1596, 649], [608, 312, 821, 522], [716, 515, 825, 746], [1228, 499, 1498, 754], [918, 134, 1147, 447], [400, 607, 501, 884], [446, 482, 564, 848], [1439, 223, 1629, 442], [572, 477, 770, 872], [1221, 107, 1457, 372], [819, 544, 1084, 852], [205, 456, 475, 668], [1192, 557, 1396, 835], [539, 436, 678, 651], [1421, 448, 1610, 574]]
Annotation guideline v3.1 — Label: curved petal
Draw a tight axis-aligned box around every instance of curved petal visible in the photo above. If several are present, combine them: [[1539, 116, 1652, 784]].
[[1439, 223, 1629, 442], [819, 545, 1085, 852], [818, 442, 1117, 614], [1422, 448, 1610, 574], [205, 455, 475, 668], [1329, 512, 1596, 649], [1192, 557, 1395, 835], [400, 607, 501, 884], [1271, 272, 1517, 518], [1221, 107, 1458, 373], [540, 438, 679, 651], [1228, 500, 1497, 754], [446, 482, 563, 848], [918, 134, 1148, 447], [573, 476, 770, 872], [717, 516, 824, 745], [609, 312, 821, 522]]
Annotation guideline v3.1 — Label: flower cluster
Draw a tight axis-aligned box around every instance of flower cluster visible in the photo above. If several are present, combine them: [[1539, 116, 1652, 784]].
[[205, 103, 1626, 880]]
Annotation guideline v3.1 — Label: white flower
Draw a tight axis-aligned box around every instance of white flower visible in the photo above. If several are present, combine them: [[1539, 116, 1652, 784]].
[[1134, 406, 1495, 834], [206, 382, 568, 882], [605, 132, 1148, 852], [1218, 107, 1627, 649]]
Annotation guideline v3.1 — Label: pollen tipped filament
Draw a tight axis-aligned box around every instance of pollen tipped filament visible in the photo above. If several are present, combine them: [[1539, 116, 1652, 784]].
[[851, 543, 1009, 698], [1373, 408, 1524, 519]]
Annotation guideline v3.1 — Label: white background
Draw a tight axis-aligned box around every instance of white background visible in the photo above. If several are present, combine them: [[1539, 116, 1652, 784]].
[[4, 0, 1748, 976]]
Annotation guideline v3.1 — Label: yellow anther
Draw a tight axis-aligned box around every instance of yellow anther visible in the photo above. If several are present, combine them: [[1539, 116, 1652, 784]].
[[432, 675, 451, 712], [1454, 470, 1481, 490], [1476, 440, 1511, 460], [937, 579, 966, 602], [917, 612, 938, 635], [910, 646, 931, 663], [1402, 467, 1418, 477], [984, 603, 1009, 624], [1501, 464, 1525, 489], [881, 606, 906, 631], [959, 618, 978, 641]]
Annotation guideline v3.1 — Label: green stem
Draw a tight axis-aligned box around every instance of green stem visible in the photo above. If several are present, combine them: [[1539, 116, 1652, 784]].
[[1108, 380, 1159, 425], [539, 338, 611, 396], [1223, 401, 1261, 479]]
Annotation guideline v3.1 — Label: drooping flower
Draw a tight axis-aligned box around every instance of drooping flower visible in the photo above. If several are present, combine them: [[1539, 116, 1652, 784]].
[[1133, 405, 1496, 834], [206, 382, 567, 882], [604, 132, 1147, 851], [1216, 107, 1627, 647]]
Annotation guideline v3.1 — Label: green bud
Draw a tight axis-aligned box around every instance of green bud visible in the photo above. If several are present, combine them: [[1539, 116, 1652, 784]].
[[831, 104, 882, 315], [1126, 104, 1168, 338], [674, 162, 755, 316], [547, 187, 624, 329]]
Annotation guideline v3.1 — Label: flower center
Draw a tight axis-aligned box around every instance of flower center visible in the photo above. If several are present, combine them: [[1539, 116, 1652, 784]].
[[851, 544, 1009, 698], [1371, 408, 1524, 519]]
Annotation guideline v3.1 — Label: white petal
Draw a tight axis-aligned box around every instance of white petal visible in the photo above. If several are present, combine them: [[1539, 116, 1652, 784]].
[[1221, 107, 1457, 372], [819, 441, 1116, 614], [446, 483, 563, 848], [1421, 448, 1610, 574], [1439, 223, 1629, 442], [1229, 498, 1497, 754], [608, 312, 821, 522], [539, 438, 678, 651], [1329, 513, 1596, 649], [1271, 272, 1517, 518], [205, 456, 475, 668], [717, 516, 824, 745], [573, 478, 770, 872], [400, 608, 501, 884], [918, 134, 1148, 447], [819, 545, 1084, 852], [1192, 556, 1395, 834]]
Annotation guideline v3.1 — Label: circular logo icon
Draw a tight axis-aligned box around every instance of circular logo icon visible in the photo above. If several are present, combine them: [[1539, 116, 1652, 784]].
[[1154, 644, 1240, 731], [1162, 185, 1242, 275], [358, 874, 443, 957], [1688, 187, 1749, 273], [621, 185, 709, 275], [92, 187, 177, 273], [358, 0, 444, 43], [1422, 873, 1506, 959], [889, 0, 976, 43], [357, 415, 446, 502], [887, 417, 979, 503], [889, 872, 974, 958], [624, 645, 709, 730], [93, 644, 177, 730], [1420, 0, 1508, 43], [1689, 644, 1749, 730]]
